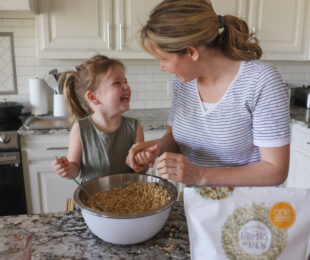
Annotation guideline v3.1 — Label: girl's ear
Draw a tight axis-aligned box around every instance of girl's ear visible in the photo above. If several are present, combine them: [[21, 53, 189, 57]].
[[187, 46, 200, 61], [85, 90, 100, 105]]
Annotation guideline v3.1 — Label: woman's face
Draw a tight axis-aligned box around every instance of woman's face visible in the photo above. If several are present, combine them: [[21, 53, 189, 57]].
[[94, 65, 131, 115], [151, 45, 199, 83]]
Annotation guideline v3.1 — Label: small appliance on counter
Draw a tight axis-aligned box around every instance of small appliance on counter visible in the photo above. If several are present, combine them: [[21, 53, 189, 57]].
[[293, 85, 310, 109]]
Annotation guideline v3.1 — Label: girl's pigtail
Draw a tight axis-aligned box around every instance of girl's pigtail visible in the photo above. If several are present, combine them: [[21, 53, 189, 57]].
[[62, 71, 88, 121]]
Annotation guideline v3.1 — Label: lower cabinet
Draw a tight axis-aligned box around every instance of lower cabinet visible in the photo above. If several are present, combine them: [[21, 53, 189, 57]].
[[21, 134, 77, 214], [26, 162, 78, 214], [286, 124, 310, 188]]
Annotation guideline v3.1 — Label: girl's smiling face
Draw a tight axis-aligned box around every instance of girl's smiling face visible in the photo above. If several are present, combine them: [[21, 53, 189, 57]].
[[92, 65, 131, 115]]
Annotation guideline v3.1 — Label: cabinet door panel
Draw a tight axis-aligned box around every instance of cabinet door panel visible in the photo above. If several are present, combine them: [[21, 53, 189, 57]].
[[36, 0, 113, 58], [287, 149, 310, 188], [27, 162, 77, 213], [212, 0, 247, 19], [115, 0, 161, 52], [39, 168, 77, 213], [252, 0, 307, 59]]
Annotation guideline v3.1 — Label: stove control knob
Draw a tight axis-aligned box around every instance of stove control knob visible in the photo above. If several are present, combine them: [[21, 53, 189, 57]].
[[0, 134, 10, 143]]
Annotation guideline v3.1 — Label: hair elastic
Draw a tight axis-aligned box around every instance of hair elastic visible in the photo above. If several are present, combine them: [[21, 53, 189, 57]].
[[218, 15, 225, 29]]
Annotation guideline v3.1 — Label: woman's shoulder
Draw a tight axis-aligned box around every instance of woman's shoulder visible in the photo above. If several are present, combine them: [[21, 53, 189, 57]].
[[242, 60, 279, 75]]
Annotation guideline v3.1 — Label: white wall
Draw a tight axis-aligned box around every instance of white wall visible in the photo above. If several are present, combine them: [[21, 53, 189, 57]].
[[0, 15, 310, 113]]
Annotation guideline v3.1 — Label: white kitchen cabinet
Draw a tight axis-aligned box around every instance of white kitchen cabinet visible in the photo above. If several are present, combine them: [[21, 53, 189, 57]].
[[247, 0, 309, 60], [35, 0, 160, 59], [0, 0, 37, 12], [286, 123, 310, 188], [21, 134, 77, 214], [211, 0, 247, 19]]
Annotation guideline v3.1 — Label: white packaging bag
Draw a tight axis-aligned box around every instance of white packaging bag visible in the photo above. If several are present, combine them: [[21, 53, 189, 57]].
[[184, 187, 310, 260]]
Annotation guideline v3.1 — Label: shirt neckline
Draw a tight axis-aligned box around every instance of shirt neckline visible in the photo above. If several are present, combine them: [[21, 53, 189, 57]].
[[196, 61, 245, 116], [88, 115, 123, 135]]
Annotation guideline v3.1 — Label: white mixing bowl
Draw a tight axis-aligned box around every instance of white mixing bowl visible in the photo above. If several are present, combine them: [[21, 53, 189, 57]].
[[73, 173, 178, 245]]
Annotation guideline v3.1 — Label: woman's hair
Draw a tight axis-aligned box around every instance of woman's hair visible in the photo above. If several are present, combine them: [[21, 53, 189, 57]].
[[140, 0, 262, 60], [61, 55, 124, 121]]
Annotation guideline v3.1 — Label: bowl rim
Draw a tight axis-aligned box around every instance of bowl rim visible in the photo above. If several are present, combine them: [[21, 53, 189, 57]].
[[73, 173, 178, 219]]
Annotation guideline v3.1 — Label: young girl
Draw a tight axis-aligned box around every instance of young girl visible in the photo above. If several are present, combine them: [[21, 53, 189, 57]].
[[53, 55, 148, 184]]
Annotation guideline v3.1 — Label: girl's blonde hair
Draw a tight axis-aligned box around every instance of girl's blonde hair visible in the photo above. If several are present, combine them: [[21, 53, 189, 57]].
[[140, 0, 262, 60], [61, 55, 124, 121]]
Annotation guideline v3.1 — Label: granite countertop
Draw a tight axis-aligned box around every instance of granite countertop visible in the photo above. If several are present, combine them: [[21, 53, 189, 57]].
[[0, 202, 190, 260], [18, 108, 170, 136], [17, 105, 309, 136]]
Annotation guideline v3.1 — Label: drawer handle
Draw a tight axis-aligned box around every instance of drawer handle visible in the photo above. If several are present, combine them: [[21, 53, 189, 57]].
[[46, 147, 68, 151], [307, 142, 310, 145]]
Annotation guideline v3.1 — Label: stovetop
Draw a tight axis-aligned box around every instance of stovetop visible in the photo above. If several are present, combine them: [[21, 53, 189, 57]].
[[0, 114, 29, 150]]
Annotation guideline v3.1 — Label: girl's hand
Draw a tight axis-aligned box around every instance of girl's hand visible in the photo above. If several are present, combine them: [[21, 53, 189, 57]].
[[156, 152, 202, 185], [134, 148, 159, 168], [126, 143, 160, 170], [52, 156, 78, 179]]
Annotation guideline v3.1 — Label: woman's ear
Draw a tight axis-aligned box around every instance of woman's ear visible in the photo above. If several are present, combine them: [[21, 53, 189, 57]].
[[187, 46, 200, 61], [85, 91, 100, 105]]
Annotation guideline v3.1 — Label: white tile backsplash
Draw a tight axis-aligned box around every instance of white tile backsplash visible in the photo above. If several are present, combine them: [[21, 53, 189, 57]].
[[0, 17, 172, 111], [1, 16, 310, 112]]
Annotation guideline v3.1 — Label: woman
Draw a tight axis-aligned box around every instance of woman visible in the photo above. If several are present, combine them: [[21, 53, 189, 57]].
[[126, 0, 290, 187]]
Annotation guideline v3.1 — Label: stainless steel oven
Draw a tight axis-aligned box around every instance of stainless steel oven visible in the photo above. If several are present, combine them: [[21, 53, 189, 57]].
[[0, 123, 27, 216]]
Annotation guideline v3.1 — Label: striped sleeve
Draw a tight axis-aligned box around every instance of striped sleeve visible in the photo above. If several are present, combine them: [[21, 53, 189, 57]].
[[251, 65, 290, 147]]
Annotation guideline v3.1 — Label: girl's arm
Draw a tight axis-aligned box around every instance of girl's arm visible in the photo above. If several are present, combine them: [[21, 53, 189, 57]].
[[53, 122, 81, 179], [66, 122, 82, 177]]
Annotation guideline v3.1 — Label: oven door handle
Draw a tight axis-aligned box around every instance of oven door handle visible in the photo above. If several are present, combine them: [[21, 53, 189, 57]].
[[46, 147, 68, 151], [0, 152, 20, 165]]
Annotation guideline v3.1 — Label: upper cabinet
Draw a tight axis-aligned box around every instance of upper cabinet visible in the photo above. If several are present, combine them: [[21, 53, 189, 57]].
[[0, 0, 37, 12], [35, 0, 310, 60], [211, 0, 248, 19], [35, 0, 161, 59], [247, 0, 309, 60]]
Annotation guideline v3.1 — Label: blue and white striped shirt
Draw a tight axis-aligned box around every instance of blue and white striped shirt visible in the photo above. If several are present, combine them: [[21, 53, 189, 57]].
[[168, 60, 290, 168]]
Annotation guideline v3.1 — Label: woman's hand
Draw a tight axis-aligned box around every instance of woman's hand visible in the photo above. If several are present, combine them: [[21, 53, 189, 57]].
[[156, 152, 202, 185], [52, 156, 79, 179]]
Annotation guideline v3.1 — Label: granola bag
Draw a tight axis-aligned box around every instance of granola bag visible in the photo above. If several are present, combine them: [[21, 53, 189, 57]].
[[184, 187, 310, 260]]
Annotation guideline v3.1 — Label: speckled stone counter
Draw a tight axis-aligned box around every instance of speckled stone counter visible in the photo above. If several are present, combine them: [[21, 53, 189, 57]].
[[290, 105, 310, 128], [18, 109, 170, 136], [18, 105, 308, 136], [0, 202, 189, 260]]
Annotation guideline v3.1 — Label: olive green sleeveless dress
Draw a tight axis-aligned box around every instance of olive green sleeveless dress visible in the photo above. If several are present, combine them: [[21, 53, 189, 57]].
[[78, 116, 137, 184]]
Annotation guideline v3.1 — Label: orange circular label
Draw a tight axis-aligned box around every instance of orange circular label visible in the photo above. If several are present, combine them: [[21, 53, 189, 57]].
[[269, 202, 295, 229]]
